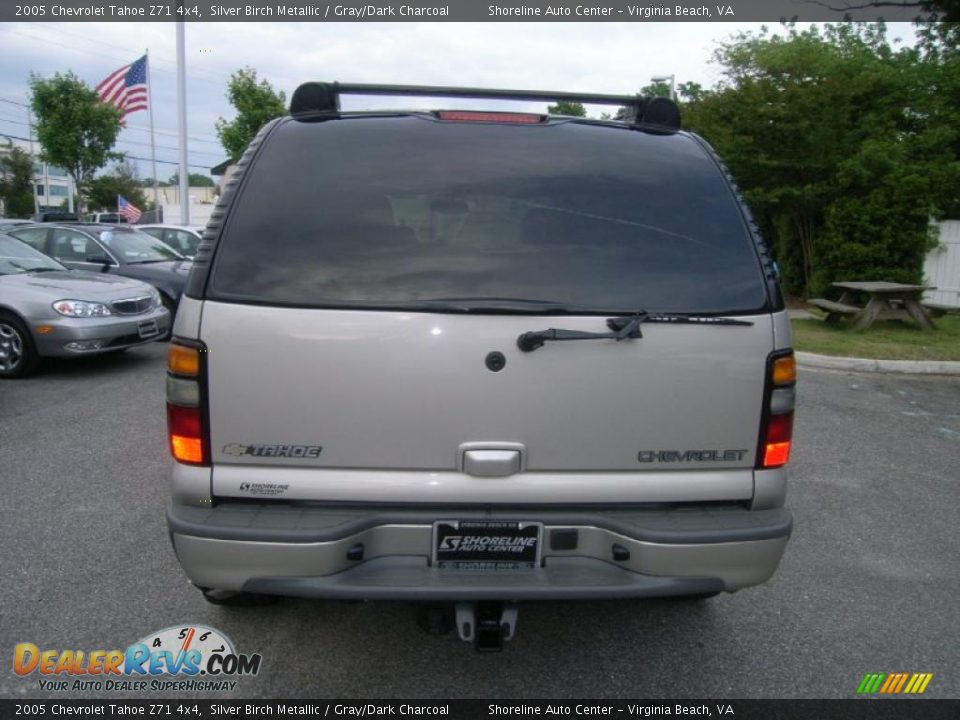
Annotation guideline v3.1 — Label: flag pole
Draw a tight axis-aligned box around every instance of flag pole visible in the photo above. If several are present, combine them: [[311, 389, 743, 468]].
[[145, 49, 160, 220], [176, 21, 190, 225]]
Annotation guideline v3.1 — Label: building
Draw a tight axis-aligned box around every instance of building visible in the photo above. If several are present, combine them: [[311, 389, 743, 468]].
[[0, 137, 76, 216], [33, 161, 75, 213]]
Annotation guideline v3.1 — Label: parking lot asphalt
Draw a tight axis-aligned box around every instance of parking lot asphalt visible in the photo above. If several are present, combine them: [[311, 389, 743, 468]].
[[1, 342, 958, 699]]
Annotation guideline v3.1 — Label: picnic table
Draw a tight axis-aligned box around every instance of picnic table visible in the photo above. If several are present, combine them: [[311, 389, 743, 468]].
[[808, 281, 937, 331]]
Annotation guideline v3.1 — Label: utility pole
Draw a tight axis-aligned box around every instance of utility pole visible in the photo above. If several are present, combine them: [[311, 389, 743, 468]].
[[26, 112, 40, 215]]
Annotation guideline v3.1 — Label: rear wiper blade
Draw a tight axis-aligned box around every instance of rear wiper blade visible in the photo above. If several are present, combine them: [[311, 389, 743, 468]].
[[517, 312, 753, 353]]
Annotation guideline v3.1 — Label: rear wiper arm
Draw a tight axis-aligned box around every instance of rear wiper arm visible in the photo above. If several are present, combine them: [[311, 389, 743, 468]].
[[517, 312, 753, 353]]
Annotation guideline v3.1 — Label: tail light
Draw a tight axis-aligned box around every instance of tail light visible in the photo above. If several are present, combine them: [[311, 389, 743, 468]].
[[758, 351, 796, 469], [166, 340, 209, 465]]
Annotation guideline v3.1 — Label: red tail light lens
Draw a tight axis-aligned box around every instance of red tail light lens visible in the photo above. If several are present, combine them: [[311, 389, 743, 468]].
[[762, 412, 793, 468], [167, 403, 205, 465]]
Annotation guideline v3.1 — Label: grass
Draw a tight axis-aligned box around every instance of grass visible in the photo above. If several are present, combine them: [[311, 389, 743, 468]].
[[790, 315, 960, 361]]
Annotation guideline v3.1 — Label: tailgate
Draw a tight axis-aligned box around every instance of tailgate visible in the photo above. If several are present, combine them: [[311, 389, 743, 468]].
[[202, 302, 771, 502]]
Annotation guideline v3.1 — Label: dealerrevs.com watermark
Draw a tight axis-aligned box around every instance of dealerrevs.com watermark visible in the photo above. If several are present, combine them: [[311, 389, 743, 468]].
[[13, 625, 261, 693]]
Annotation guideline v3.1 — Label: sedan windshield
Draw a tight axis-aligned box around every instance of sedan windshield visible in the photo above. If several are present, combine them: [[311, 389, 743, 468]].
[[94, 229, 183, 263], [0, 234, 65, 275]]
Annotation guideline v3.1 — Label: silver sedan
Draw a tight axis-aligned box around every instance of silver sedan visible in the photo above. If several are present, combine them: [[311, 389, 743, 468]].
[[0, 233, 171, 378]]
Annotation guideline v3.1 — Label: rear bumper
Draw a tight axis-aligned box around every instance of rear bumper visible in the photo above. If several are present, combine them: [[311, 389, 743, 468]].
[[168, 502, 792, 600]]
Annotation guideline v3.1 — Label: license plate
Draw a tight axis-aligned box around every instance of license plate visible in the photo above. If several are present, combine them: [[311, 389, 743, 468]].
[[433, 520, 541, 570], [138, 320, 159, 339]]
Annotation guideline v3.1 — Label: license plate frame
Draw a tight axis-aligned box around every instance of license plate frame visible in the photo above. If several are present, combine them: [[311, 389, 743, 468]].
[[432, 520, 542, 570], [137, 319, 160, 339]]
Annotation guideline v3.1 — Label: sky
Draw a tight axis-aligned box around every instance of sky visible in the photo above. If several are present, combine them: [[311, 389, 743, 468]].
[[0, 20, 920, 183]]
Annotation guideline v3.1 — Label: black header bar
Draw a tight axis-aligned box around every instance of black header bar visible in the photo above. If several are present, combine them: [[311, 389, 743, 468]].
[[0, 0, 933, 23], [2, 700, 959, 719]]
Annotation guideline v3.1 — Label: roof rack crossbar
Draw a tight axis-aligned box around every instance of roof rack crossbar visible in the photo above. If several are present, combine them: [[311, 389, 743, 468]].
[[289, 82, 681, 131]]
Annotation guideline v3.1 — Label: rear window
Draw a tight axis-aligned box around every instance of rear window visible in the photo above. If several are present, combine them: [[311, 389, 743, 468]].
[[209, 117, 768, 314]]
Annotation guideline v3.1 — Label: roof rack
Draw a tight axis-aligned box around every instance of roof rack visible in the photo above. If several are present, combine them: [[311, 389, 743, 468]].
[[289, 82, 681, 132]]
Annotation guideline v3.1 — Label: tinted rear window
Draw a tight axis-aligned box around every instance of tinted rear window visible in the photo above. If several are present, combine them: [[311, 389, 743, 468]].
[[209, 117, 768, 314]]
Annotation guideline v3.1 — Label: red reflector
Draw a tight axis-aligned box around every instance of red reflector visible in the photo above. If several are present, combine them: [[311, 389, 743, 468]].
[[167, 403, 206, 464], [437, 111, 542, 124], [762, 412, 794, 468]]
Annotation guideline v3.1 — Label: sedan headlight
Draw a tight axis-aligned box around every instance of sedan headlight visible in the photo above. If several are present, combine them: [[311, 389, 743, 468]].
[[52, 300, 113, 317], [149, 287, 162, 308]]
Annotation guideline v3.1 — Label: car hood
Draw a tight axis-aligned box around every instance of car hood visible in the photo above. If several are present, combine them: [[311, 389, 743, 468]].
[[0, 270, 156, 300]]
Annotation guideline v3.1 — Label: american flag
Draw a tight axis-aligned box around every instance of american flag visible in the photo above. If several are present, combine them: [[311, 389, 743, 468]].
[[118, 196, 142, 223], [96, 55, 148, 118]]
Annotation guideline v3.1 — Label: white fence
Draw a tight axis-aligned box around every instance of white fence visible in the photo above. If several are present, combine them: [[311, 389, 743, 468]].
[[159, 202, 214, 227], [924, 220, 960, 308]]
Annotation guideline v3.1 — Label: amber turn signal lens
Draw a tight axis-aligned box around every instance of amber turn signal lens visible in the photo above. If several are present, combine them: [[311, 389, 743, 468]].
[[772, 354, 796, 385], [168, 344, 200, 376]]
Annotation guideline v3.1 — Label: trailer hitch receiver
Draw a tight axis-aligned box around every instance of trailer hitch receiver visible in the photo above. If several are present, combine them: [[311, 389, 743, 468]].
[[454, 601, 519, 652]]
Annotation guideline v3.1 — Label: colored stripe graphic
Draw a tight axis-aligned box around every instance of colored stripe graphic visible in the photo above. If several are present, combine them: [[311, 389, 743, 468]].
[[858, 673, 933, 694], [893, 673, 910, 693], [880, 674, 898, 693], [905, 673, 934, 694], [858, 674, 885, 694]]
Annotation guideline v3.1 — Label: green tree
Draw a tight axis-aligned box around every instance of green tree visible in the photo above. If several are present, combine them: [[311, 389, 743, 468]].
[[86, 161, 149, 212], [215, 68, 286, 162], [167, 171, 215, 187], [546, 101, 586, 117], [816, 1, 960, 21], [639, 81, 673, 99], [683, 22, 954, 296], [29, 72, 123, 214], [916, 21, 960, 217], [0, 147, 35, 218], [677, 81, 708, 104]]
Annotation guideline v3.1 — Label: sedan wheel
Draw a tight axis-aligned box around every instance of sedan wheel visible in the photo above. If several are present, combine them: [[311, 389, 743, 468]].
[[0, 313, 39, 378]]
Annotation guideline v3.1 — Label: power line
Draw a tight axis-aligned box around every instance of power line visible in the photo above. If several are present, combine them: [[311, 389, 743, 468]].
[[0, 132, 215, 171], [125, 153, 213, 170], [0, 26, 233, 87], [0, 116, 224, 157], [0, 97, 222, 145], [123, 124, 221, 144], [33, 21, 160, 57]]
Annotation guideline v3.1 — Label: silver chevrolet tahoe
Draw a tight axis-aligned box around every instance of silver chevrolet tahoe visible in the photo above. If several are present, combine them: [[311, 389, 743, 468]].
[[165, 83, 795, 650]]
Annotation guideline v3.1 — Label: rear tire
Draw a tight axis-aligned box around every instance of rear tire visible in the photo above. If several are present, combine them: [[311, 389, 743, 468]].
[[0, 312, 40, 378], [198, 587, 280, 606]]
